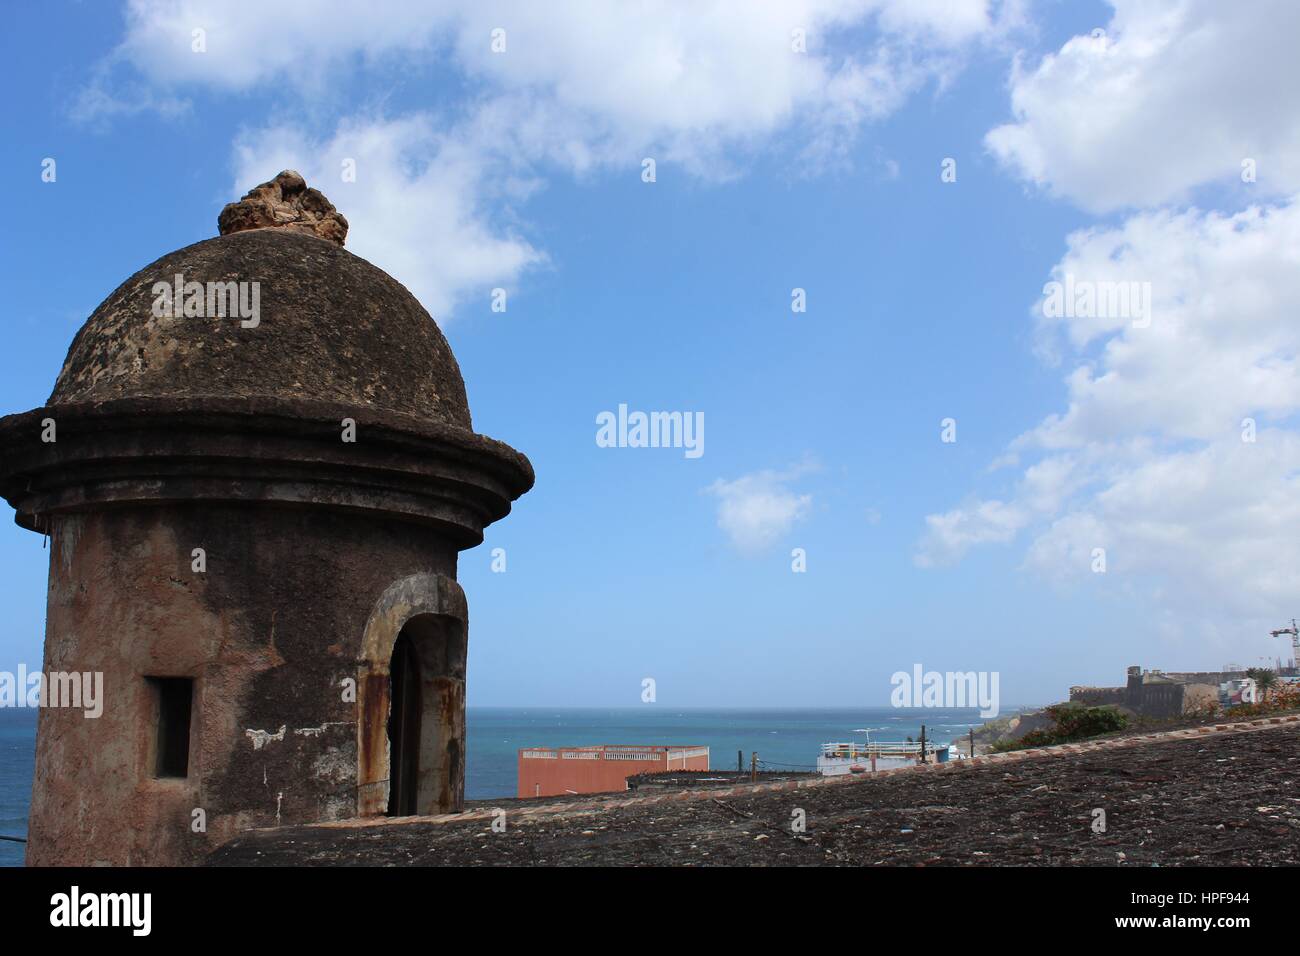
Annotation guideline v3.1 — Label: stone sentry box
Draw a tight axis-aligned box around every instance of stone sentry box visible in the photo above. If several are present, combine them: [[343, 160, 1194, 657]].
[[0, 172, 532, 866]]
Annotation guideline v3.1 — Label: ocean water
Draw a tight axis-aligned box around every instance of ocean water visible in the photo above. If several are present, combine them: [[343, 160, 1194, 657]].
[[464, 706, 1006, 799], [0, 710, 36, 868], [0, 705, 1009, 867]]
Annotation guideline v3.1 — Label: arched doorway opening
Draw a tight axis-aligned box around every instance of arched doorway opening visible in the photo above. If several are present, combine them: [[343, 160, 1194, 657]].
[[356, 574, 469, 819], [379, 612, 466, 817], [387, 630, 422, 816]]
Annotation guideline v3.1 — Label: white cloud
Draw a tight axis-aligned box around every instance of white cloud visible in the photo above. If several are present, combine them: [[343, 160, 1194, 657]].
[[986, 0, 1300, 212], [919, 197, 1300, 643], [1029, 201, 1300, 446], [231, 115, 543, 322], [706, 465, 815, 555], [87, 1, 1020, 319], [916, 499, 1026, 567], [70, 72, 189, 125], [1023, 436, 1300, 625], [98, 0, 1016, 172], [115, 0, 444, 91]]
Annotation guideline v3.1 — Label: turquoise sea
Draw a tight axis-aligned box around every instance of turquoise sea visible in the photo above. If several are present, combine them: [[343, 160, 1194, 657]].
[[0, 705, 1013, 867], [1, 710, 36, 869]]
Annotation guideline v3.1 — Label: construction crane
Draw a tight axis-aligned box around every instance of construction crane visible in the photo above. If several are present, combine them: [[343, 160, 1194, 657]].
[[1269, 619, 1298, 671]]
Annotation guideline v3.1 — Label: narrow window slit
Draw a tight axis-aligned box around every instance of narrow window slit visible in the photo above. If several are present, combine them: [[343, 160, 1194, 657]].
[[147, 677, 193, 778]]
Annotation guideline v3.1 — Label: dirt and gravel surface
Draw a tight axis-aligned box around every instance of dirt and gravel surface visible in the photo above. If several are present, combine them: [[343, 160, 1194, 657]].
[[208, 720, 1300, 866]]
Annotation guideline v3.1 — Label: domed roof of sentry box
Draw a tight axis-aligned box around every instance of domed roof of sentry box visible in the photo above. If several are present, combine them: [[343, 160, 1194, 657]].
[[49, 170, 472, 431]]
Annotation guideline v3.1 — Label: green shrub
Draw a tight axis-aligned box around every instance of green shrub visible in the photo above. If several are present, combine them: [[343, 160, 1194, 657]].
[[1044, 702, 1129, 739], [993, 704, 1129, 752]]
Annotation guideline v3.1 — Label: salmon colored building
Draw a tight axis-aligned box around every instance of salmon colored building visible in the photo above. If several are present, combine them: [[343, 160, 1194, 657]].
[[518, 745, 710, 798]]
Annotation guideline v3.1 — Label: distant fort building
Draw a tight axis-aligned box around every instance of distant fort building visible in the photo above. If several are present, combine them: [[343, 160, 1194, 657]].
[[0, 172, 532, 865], [1070, 665, 1247, 718]]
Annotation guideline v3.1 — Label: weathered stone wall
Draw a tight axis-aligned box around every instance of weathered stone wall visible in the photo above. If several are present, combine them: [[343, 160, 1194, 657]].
[[26, 502, 460, 866], [1134, 682, 1184, 719], [1162, 670, 1248, 685], [1068, 686, 1127, 706], [1180, 683, 1220, 713], [207, 717, 1300, 868]]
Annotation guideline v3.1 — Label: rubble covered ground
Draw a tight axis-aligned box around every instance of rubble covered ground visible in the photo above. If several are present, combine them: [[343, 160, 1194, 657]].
[[208, 723, 1300, 866]]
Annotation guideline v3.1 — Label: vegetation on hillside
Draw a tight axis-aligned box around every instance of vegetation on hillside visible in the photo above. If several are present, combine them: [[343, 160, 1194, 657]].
[[989, 703, 1128, 752]]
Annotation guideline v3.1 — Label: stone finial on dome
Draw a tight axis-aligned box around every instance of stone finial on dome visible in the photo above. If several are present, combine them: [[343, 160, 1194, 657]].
[[217, 170, 349, 245]]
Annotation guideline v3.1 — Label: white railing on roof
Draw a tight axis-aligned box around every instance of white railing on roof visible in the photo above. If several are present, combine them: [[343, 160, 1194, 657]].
[[819, 741, 940, 759]]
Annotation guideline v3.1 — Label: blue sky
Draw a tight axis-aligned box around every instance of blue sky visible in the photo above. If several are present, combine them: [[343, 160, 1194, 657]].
[[2, 1, 1298, 707]]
